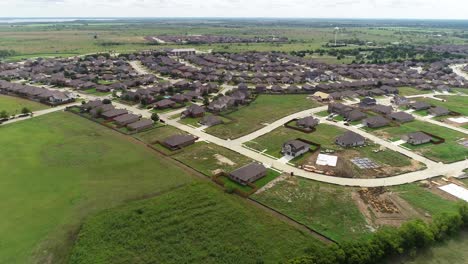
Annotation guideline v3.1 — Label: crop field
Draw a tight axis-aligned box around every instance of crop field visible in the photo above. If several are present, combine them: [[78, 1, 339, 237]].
[[205, 95, 321, 139], [171, 142, 253, 177], [0, 112, 196, 264], [413, 96, 468, 116], [0, 94, 48, 114], [252, 177, 371, 242], [69, 183, 325, 264], [245, 124, 421, 177], [369, 120, 468, 163]]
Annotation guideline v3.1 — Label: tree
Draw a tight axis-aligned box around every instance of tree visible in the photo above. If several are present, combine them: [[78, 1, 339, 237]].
[[102, 99, 112, 104], [21, 107, 31, 114], [203, 96, 210, 106], [151, 113, 159, 122], [0, 110, 8, 119]]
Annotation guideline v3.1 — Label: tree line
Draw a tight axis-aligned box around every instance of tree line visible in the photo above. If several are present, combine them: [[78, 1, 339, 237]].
[[290, 202, 468, 264]]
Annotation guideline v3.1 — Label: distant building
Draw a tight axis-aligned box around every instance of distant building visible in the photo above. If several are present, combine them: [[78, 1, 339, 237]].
[[168, 48, 197, 56]]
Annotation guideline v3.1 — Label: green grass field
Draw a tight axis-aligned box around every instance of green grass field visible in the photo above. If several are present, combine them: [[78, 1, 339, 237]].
[[133, 125, 187, 145], [0, 94, 48, 114], [0, 112, 196, 264], [245, 124, 418, 176], [205, 95, 321, 139], [370, 120, 468, 163], [397, 87, 432, 96], [69, 183, 325, 264], [252, 177, 371, 242]]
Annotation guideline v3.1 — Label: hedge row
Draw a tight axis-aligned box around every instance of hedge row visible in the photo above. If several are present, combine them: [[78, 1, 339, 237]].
[[290, 202, 468, 264]]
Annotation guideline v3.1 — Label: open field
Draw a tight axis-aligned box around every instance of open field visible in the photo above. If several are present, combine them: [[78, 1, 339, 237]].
[[369, 120, 468, 163], [413, 95, 468, 116], [69, 183, 325, 264], [245, 124, 421, 178], [0, 94, 48, 114], [252, 177, 371, 242], [133, 125, 187, 144], [0, 112, 196, 264], [171, 142, 254, 177], [205, 95, 321, 139]]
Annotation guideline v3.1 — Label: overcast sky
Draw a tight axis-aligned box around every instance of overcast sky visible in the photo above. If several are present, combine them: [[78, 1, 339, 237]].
[[0, 0, 467, 19]]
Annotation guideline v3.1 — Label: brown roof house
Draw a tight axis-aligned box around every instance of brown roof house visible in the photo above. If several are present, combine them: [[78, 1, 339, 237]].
[[428, 106, 450, 117], [154, 99, 176, 109], [363, 116, 390, 128], [114, 114, 140, 126], [127, 118, 154, 132], [344, 109, 367, 122], [410, 101, 431, 111], [101, 109, 128, 120], [402, 132, 432, 145], [90, 104, 114, 117], [336, 131, 365, 147], [162, 134, 198, 150], [388, 112, 415, 123], [199, 115, 223, 127], [296, 116, 319, 130], [282, 140, 310, 158], [228, 162, 267, 186], [181, 105, 205, 118], [371, 104, 393, 115]]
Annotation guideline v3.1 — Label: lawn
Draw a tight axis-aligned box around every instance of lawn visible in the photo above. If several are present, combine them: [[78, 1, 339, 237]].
[[69, 183, 325, 264], [397, 87, 432, 96], [413, 96, 468, 116], [245, 124, 418, 176], [205, 95, 321, 139], [0, 112, 196, 264], [0, 94, 48, 114], [390, 183, 460, 217], [252, 177, 371, 242], [171, 142, 254, 177], [83, 88, 111, 96], [370, 120, 468, 163]]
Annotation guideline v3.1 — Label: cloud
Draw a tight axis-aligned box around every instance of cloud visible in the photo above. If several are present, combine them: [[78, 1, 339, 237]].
[[0, 0, 466, 19]]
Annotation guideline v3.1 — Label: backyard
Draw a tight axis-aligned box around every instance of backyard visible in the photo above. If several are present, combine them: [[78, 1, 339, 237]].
[[0, 112, 197, 264], [412, 95, 468, 116], [205, 94, 322, 139], [69, 183, 325, 264]]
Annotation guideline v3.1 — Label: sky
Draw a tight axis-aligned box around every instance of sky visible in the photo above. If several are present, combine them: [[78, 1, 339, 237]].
[[0, 0, 467, 19]]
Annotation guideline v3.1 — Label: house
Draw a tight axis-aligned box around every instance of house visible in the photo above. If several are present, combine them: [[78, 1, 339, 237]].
[[228, 162, 267, 186], [81, 100, 103, 111], [89, 104, 114, 117], [127, 119, 154, 132], [428, 106, 450, 117], [114, 114, 140, 126], [162, 134, 198, 150], [359, 97, 377, 108], [312, 91, 330, 102], [282, 140, 310, 158], [371, 104, 393, 115], [388, 112, 415, 123], [328, 103, 353, 116], [344, 109, 367, 122], [410, 101, 431, 110], [391, 95, 409, 106], [402, 132, 432, 145], [171, 94, 190, 103], [296, 116, 319, 130], [168, 48, 197, 56], [208, 96, 235, 112], [181, 105, 205, 118], [363, 116, 390, 128], [199, 115, 223, 127], [335, 131, 365, 147], [154, 99, 176, 109], [101, 109, 128, 119]]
